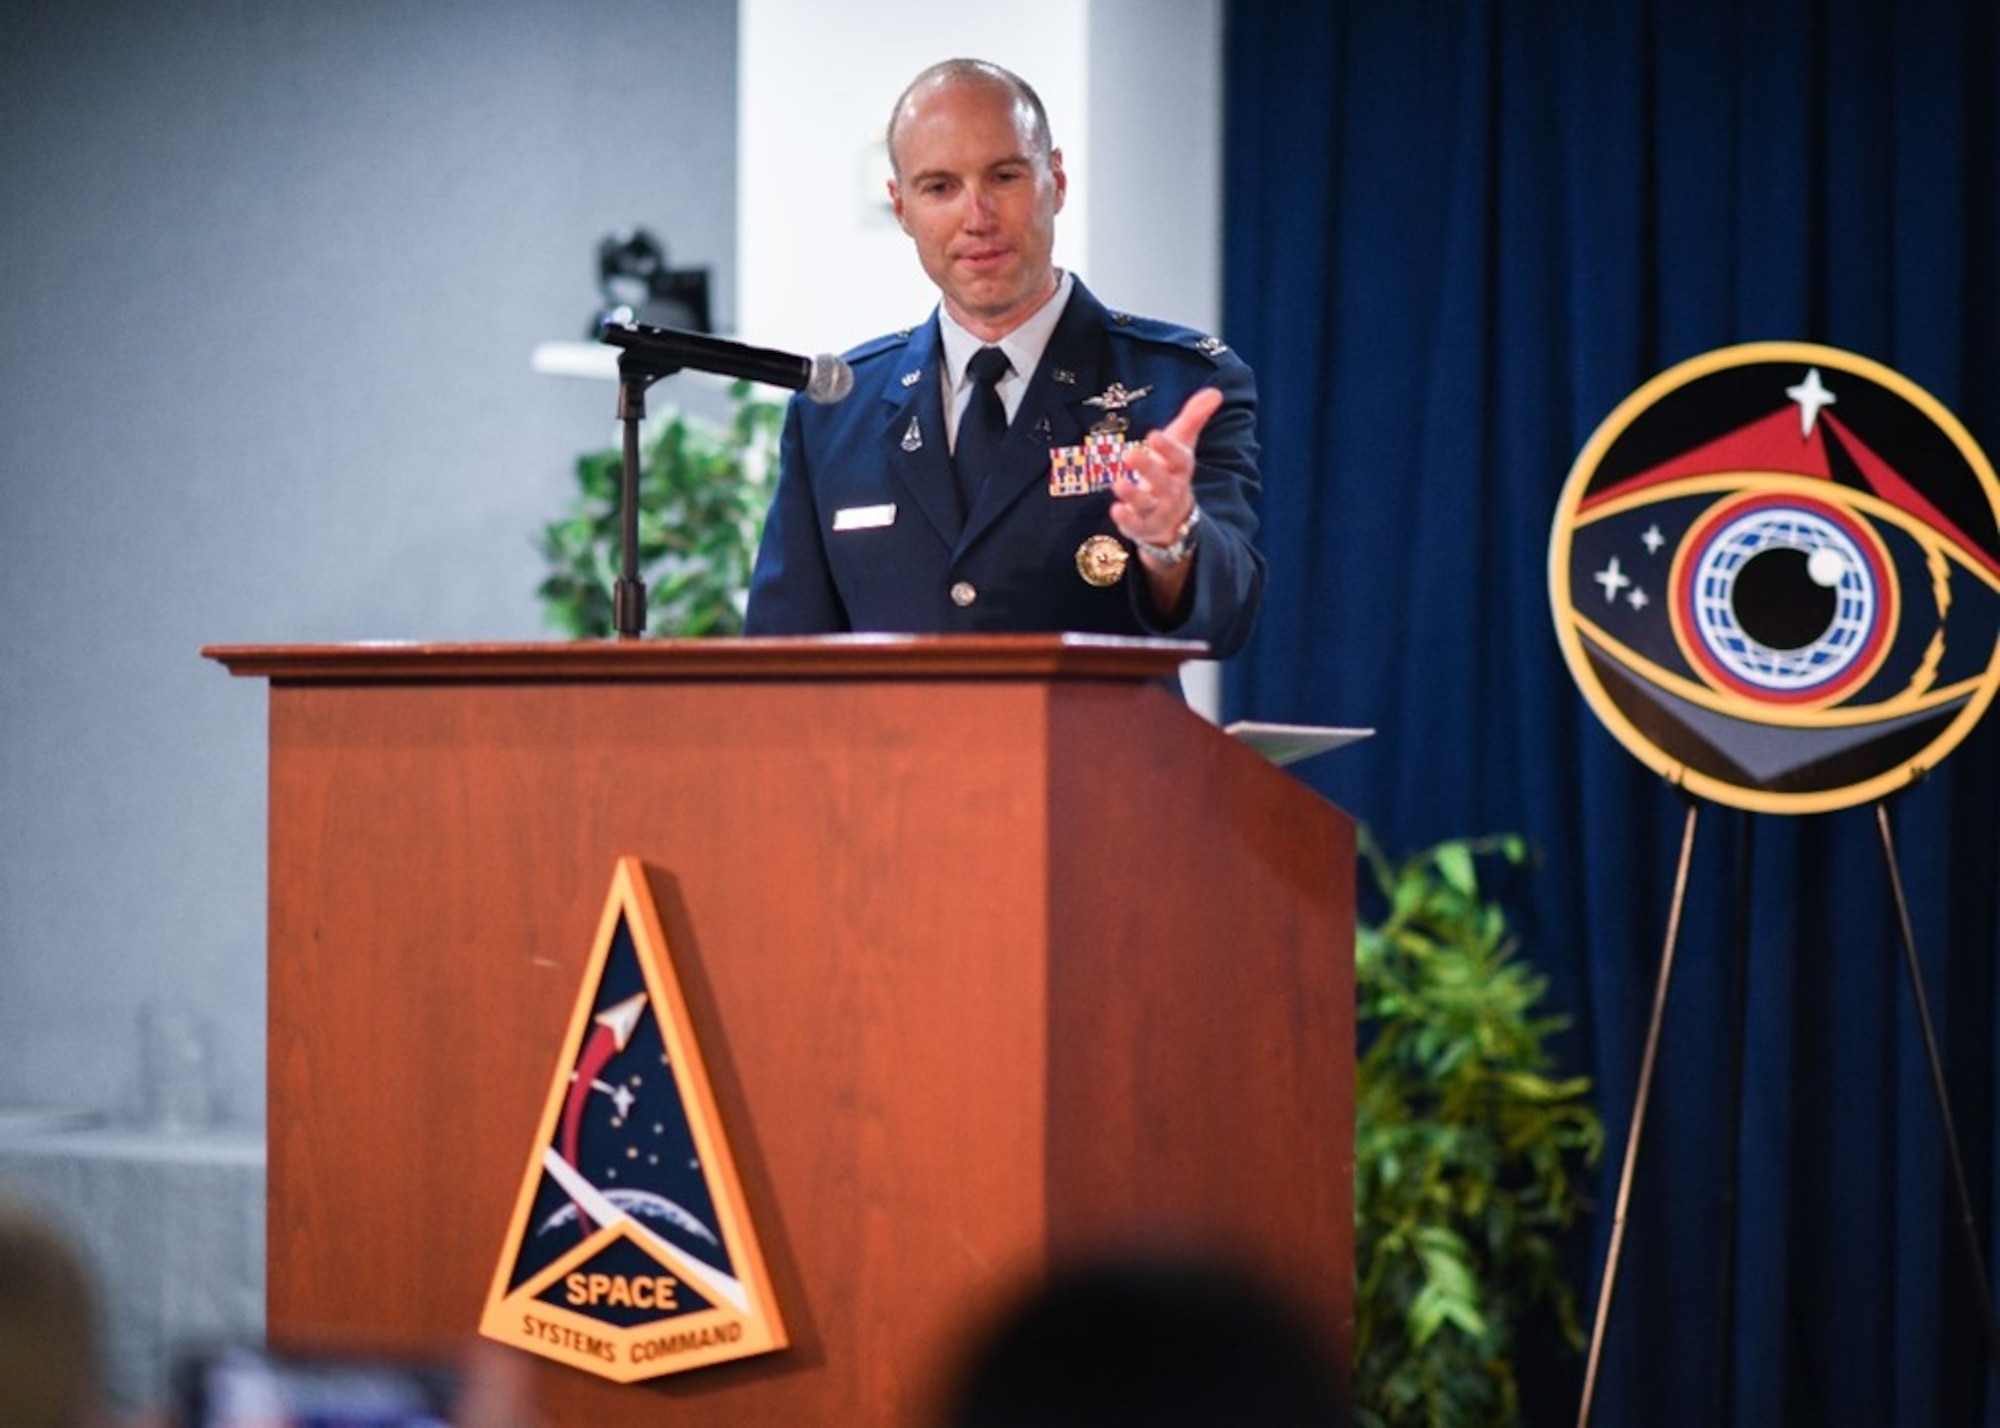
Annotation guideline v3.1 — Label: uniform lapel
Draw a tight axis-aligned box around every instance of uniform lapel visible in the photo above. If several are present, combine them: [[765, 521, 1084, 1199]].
[[880, 319, 962, 544]]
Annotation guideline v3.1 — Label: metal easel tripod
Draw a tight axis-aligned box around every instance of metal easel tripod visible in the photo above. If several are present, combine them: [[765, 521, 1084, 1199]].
[[1574, 789, 2000, 1427]]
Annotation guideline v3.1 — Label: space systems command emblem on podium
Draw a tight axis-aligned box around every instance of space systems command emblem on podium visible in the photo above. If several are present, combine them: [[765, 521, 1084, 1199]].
[[480, 859, 786, 1382]]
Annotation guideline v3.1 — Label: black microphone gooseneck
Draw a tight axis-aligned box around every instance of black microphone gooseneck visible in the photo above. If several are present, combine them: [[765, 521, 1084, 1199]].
[[597, 317, 853, 403], [596, 316, 852, 639], [611, 361, 652, 639]]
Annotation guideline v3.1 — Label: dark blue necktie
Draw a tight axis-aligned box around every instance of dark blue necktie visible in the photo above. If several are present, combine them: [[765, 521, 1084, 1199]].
[[954, 345, 1013, 519]]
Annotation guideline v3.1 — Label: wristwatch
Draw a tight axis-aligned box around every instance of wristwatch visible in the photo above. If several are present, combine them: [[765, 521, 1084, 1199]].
[[1134, 504, 1202, 566]]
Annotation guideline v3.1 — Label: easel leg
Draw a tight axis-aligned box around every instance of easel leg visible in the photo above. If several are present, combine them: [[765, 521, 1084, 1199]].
[[1876, 802, 2000, 1377], [1577, 800, 1703, 1428], [1713, 810, 1752, 1421]]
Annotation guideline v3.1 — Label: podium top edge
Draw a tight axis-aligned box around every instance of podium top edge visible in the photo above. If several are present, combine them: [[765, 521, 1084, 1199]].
[[201, 633, 1209, 684]]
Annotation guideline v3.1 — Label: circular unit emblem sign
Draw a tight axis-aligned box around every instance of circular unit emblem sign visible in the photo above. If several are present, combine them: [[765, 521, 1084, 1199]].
[[1549, 342, 2000, 815]]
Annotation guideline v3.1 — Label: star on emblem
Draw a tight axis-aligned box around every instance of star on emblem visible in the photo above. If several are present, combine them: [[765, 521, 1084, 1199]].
[[1786, 367, 1837, 437]]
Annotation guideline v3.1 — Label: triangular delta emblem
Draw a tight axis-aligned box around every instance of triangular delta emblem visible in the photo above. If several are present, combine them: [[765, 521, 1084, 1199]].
[[479, 858, 785, 1382]]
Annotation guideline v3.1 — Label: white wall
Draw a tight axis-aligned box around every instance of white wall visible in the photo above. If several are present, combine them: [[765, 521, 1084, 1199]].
[[1080, 0, 1225, 337], [0, 0, 740, 1132]]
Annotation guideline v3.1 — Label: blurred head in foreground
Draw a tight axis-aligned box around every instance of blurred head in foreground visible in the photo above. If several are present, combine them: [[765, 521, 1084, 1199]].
[[939, 1254, 1348, 1428], [0, 1186, 106, 1428]]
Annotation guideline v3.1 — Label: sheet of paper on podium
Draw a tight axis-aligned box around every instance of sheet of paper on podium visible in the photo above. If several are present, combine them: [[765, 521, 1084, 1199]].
[[1223, 721, 1375, 768]]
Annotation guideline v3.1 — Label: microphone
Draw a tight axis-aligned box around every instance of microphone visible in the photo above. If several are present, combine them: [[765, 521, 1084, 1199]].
[[596, 313, 853, 404]]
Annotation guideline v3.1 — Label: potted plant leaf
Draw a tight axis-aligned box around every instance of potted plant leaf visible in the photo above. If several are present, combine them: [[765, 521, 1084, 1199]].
[[1353, 830, 1603, 1427], [537, 380, 783, 638]]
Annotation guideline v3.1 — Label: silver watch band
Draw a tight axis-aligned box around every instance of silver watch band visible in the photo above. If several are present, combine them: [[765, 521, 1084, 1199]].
[[1134, 504, 1202, 565]]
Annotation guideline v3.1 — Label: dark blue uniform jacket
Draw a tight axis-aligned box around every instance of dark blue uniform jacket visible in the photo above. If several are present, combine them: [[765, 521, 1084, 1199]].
[[744, 279, 1264, 660]]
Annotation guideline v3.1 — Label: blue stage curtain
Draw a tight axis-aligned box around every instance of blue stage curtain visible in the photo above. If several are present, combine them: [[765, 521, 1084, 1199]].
[[1219, 2, 2000, 1424]]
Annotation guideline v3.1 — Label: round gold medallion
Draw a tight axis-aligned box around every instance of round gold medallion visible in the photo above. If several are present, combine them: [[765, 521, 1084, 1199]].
[[1075, 534, 1130, 588]]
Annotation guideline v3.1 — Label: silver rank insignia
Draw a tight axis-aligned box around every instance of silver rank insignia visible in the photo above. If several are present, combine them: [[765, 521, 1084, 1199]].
[[1048, 431, 1147, 497]]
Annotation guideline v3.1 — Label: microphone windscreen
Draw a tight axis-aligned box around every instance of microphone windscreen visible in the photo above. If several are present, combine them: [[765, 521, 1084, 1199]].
[[806, 354, 855, 405]]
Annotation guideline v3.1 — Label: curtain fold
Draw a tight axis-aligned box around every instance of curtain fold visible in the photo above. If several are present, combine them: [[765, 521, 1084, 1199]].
[[1221, 2, 2000, 1423]]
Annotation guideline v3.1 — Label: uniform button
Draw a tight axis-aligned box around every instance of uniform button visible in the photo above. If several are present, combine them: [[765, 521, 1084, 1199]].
[[950, 581, 978, 607]]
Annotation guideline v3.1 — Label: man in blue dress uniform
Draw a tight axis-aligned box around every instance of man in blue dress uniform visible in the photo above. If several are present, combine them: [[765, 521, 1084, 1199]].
[[744, 58, 1264, 665]]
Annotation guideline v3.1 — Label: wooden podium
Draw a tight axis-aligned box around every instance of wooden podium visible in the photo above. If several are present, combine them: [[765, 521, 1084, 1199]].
[[207, 635, 1355, 1426]]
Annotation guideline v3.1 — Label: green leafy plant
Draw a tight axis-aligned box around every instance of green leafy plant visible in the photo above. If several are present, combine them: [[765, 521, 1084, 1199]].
[[1354, 830, 1603, 1428], [537, 380, 784, 638]]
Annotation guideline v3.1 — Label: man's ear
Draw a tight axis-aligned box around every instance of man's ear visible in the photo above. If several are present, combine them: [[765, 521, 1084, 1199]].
[[1050, 148, 1067, 213], [888, 178, 911, 233]]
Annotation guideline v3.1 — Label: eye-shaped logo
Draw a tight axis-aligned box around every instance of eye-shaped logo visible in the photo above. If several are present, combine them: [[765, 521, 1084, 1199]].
[[1549, 342, 2000, 815]]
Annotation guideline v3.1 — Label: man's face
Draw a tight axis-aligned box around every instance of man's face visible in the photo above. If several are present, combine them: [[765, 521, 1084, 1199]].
[[888, 77, 1066, 340]]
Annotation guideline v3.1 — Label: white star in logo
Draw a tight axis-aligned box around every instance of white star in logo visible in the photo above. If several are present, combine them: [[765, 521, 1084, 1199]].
[[1786, 367, 1837, 438], [1641, 524, 1665, 555], [1628, 587, 1649, 611], [1595, 557, 1631, 603]]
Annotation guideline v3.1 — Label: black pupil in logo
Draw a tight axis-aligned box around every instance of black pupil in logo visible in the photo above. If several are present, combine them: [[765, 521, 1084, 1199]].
[[1734, 547, 1838, 650]]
